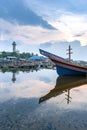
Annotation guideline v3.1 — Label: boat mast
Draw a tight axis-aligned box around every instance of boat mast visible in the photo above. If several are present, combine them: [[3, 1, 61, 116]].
[[67, 45, 73, 62], [66, 45, 73, 104]]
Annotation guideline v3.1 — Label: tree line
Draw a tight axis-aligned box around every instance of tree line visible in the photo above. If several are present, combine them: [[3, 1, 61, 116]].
[[0, 51, 38, 59]]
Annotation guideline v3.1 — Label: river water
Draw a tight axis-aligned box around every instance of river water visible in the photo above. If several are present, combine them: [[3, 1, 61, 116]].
[[0, 68, 87, 130]]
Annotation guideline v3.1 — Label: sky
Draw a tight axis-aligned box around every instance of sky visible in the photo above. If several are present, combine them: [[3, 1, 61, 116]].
[[0, 0, 87, 60]]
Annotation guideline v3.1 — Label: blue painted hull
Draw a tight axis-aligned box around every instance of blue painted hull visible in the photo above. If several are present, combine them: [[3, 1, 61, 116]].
[[56, 65, 86, 76]]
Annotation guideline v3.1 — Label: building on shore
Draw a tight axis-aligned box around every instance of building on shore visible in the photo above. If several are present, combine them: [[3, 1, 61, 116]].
[[12, 41, 16, 52]]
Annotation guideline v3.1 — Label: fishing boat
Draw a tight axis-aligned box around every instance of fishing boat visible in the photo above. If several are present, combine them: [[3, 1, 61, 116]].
[[39, 75, 87, 104], [39, 46, 87, 76]]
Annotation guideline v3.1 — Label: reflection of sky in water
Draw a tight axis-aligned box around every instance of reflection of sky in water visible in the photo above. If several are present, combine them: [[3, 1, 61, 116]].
[[46, 85, 87, 110], [0, 69, 87, 130], [0, 69, 57, 102], [0, 69, 87, 108]]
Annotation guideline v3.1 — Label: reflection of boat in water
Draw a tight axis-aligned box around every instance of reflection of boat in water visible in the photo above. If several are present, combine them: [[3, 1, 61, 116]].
[[39, 75, 87, 104], [39, 48, 87, 76]]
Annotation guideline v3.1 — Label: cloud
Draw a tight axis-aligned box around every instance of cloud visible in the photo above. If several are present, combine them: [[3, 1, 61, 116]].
[[0, 18, 60, 44], [49, 12, 87, 46], [0, 0, 55, 30], [24, 0, 87, 46], [1, 9, 87, 47]]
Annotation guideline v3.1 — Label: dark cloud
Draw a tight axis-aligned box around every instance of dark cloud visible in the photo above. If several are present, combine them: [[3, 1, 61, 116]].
[[0, 0, 55, 30], [74, 32, 85, 37]]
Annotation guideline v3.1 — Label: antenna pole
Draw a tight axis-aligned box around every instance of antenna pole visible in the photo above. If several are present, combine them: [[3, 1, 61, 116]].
[[66, 45, 73, 62]]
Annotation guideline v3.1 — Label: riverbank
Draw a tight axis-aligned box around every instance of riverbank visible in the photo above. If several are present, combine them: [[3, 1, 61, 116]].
[[0, 58, 55, 69]]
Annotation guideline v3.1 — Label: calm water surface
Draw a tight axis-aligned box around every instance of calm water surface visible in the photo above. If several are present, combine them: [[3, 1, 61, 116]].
[[0, 68, 87, 130]]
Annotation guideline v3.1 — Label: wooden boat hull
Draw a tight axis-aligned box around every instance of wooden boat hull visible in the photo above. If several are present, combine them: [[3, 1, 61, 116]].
[[39, 49, 87, 76]]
